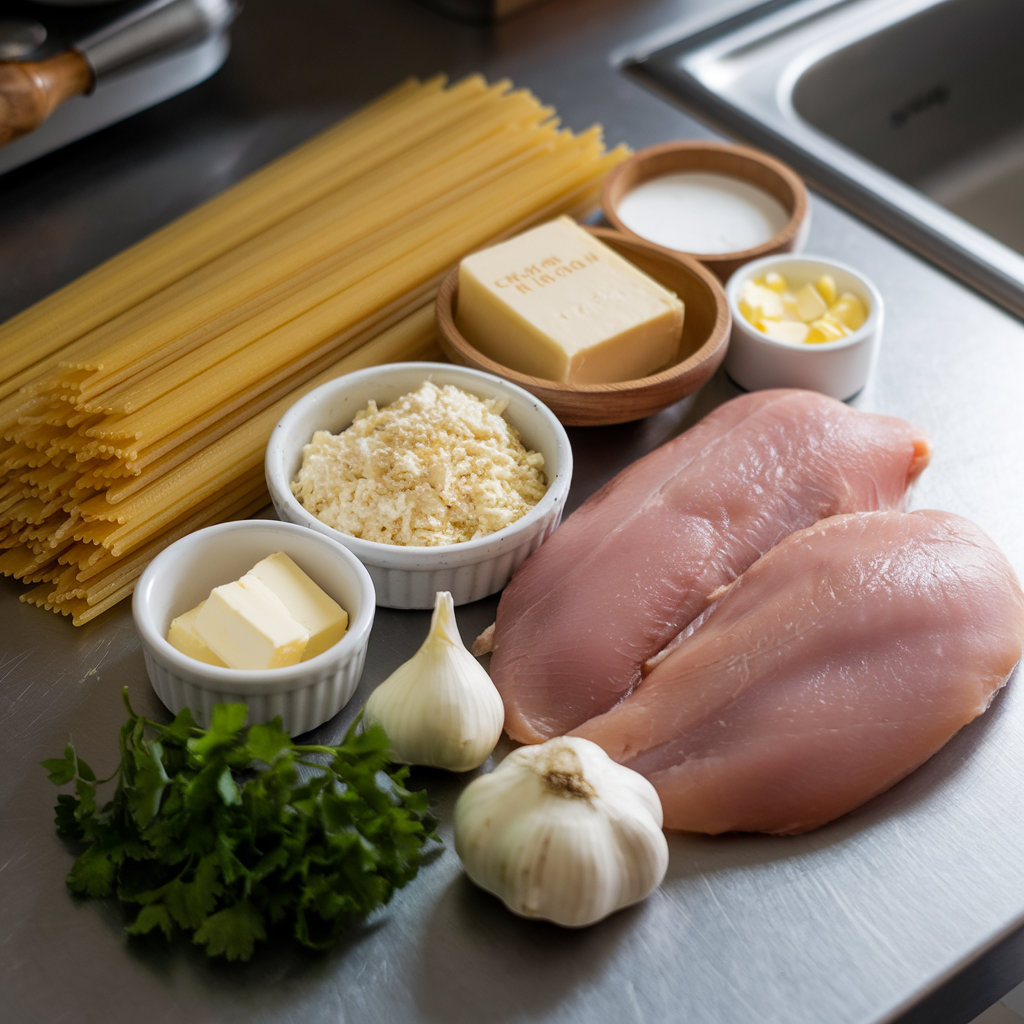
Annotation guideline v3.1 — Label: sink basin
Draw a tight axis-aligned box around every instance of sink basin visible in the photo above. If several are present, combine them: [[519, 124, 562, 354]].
[[628, 0, 1024, 317]]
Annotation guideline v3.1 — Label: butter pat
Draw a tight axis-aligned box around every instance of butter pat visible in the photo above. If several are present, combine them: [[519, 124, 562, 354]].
[[760, 319, 810, 344], [816, 274, 837, 305], [829, 293, 867, 331], [243, 551, 348, 659], [195, 577, 309, 670], [167, 601, 227, 667], [455, 216, 684, 384], [738, 281, 784, 322], [794, 283, 828, 322], [739, 269, 869, 346]]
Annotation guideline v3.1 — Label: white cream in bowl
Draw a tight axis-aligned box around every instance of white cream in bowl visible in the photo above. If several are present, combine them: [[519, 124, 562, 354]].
[[616, 172, 790, 255]]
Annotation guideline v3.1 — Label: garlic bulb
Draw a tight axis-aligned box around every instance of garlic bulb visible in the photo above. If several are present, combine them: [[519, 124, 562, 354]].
[[454, 736, 668, 927], [363, 591, 504, 772]]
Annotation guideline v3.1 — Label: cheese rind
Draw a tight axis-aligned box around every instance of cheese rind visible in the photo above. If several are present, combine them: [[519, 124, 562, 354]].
[[167, 601, 227, 666], [195, 577, 309, 670], [455, 216, 684, 384], [243, 551, 348, 659]]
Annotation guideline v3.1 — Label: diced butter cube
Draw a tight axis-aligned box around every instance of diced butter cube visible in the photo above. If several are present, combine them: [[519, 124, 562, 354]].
[[780, 294, 802, 321], [242, 551, 348, 660], [828, 292, 867, 332], [738, 281, 784, 322], [816, 274, 837, 305], [806, 316, 847, 344], [794, 283, 828, 322], [455, 216, 684, 385], [763, 271, 787, 293], [759, 319, 810, 344], [167, 601, 227, 667], [195, 577, 309, 670]]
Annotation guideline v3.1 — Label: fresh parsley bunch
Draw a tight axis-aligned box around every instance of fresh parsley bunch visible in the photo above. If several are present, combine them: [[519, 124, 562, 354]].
[[43, 689, 437, 961]]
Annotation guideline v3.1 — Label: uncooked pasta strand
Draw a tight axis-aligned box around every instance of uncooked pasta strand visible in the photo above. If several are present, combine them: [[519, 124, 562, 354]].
[[85, 139, 613, 447], [20, 167, 606, 510], [87, 476, 268, 593], [76, 113, 558, 413], [74, 494, 273, 624], [101, 327, 441, 557], [14, 126, 606, 452], [82, 464, 267, 567], [100, 295, 438, 501], [54, 89, 548, 402], [78, 305, 439, 531], [0, 75, 480, 378], [66, 309, 440, 571], [2, 75, 495, 386], [27, 485, 268, 624], [4, 76, 628, 625]]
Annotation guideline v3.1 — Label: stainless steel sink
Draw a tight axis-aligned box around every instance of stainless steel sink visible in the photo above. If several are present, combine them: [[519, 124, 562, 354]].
[[627, 0, 1024, 317]]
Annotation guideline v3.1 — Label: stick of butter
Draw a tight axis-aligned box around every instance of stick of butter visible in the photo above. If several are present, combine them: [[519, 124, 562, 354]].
[[167, 601, 227, 667], [455, 216, 684, 384], [242, 551, 348, 659], [195, 576, 309, 670]]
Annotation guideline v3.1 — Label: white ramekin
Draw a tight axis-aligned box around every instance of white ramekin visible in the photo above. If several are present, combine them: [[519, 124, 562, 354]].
[[724, 254, 884, 400], [265, 362, 573, 609], [132, 520, 375, 735]]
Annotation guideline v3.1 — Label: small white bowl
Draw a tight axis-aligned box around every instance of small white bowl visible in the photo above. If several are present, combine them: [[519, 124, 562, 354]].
[[133, 520, 375, 735], [724, 254, 883, 400], [265, 362, 573, 610]]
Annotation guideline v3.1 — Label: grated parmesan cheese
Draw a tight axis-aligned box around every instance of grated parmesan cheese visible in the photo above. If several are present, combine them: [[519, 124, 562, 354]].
[[291, 381, 548, 547]]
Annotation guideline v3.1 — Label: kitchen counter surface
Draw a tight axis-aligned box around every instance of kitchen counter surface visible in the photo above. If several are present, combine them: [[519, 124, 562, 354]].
[[3, 2, 1024, 1023]]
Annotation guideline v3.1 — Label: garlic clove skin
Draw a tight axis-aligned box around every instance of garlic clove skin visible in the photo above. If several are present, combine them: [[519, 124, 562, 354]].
[[454, 736, 669, 927], [363, 591, 505, 772]]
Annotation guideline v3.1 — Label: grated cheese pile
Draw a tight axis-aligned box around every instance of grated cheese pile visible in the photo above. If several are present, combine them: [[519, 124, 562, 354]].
[[291, 382, 548, 546]]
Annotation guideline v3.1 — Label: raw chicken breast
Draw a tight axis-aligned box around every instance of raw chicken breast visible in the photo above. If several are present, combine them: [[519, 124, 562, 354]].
[[572, 510, 1024, 834], [492, 390, 931, 743]]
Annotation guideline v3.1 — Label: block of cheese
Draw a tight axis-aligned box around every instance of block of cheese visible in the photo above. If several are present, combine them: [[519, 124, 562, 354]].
[[167, 601, 227, 667], [243, 551, 348, 659], [195, 576, 309, 670], [455, 216, 684, 384]]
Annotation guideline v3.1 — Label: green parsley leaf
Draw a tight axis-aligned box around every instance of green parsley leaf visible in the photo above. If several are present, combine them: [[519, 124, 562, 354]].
[[45, 688, 438, 960], [54, 793, 83, 839], [246, 720, 292, 765], [126, 903, 174, 941], [67, 844, 118, 898], [40, 744, 76, 786], [127, 740, 170, 829], [193, 898, 266, 961]]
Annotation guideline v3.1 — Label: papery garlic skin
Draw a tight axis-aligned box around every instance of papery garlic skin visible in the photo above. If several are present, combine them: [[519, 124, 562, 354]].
[[363, 591, 504, 772], [454, 736, 668, 927]]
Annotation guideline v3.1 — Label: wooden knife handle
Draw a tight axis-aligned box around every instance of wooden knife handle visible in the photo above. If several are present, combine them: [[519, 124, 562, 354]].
[[0, 51, 94, 148]]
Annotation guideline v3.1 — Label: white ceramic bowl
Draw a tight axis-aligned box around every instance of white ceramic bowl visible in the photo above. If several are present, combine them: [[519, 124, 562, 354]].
[[133, 520, 375, 735], [724, 254, 884, 400], [266, 362, 573, 609]]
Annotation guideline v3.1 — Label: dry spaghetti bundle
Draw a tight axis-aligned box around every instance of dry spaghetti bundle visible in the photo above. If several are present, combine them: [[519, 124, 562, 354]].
[[0, 74, 628, 623]]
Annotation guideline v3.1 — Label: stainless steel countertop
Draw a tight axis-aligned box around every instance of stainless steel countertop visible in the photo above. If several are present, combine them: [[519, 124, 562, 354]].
[[3, 2, 1024, 1023]]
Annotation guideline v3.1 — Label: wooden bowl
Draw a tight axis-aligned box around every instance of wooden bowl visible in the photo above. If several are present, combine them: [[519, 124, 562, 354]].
[[601, 141, 809, 282], [435, 227, 730, 427]]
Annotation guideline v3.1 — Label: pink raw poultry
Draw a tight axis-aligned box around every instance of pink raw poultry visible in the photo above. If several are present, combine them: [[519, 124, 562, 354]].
[[573, 510, 1024, 834], [491, 390, 932, 743]]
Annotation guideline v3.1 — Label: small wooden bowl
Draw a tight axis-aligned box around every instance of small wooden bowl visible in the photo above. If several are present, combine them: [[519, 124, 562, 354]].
[[602, 141, 809, 282], [435, 227, 730, 427]]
